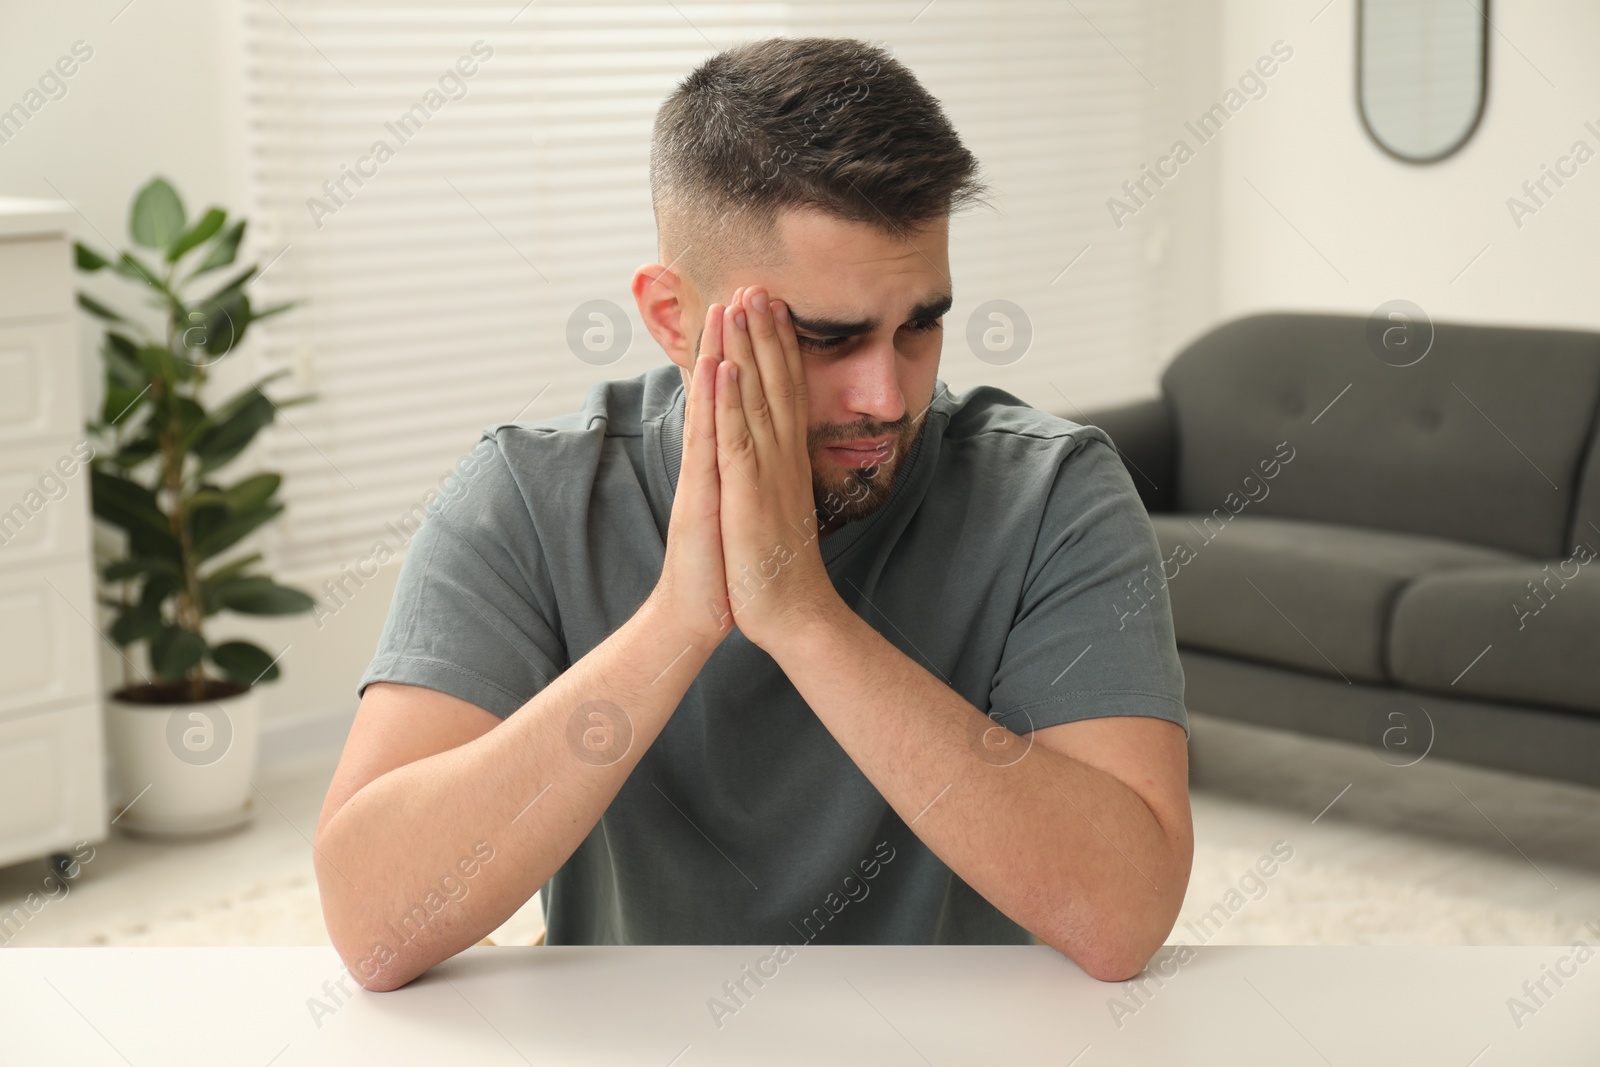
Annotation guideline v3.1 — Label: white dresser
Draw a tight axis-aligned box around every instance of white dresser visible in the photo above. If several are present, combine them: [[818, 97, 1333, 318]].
[[0, 198, 106, 874]]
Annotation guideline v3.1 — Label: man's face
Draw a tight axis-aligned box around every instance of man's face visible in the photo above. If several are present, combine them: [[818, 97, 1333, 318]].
[[660, 207, 950, 532]]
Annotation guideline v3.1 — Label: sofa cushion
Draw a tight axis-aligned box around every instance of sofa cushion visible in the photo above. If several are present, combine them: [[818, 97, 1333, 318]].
[[1389, 553, 1600, 715], [1160, 312, 1600, 558], [1148, 514, 1522, 683], [1569, 420, 1600, 555]]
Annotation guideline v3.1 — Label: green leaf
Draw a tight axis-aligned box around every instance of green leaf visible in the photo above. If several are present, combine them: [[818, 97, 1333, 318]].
[[223, 473, 280, 514], [77, 291, 126, 323], [100, 382, 148, 429], [127, 527, 184, 570], [209, 640, 281, 685], [134, 342, 190, 385], [202, 265, 258, 305], [103, 556, 182, 583], [185, 488, 232, 551], [209, 573, 271, 600], [103, 332, 146, 389], [192, 501, 283, 561], [194, 390, 276, 474], [109, 600, 164, 647], [107, 430, 160, 467], [190, 219, 245, 276], [169, 395, 212, 453], [245, 368, 292, 396], [90, 468, 170, 540], [75, 241, 112, 272], [149, 625, 207, 681], [197, 552, 261, 587], [130, 177, 186, 251], [168, 207, 226, 262], [214, 575, 315, 616], [252, 300, 296, 323], [195, 287, 250, 357], [185, 486, 228, 509], [139, 570, 180, 612], [186, 265, 258, 359], [114, 251, 168, 292]]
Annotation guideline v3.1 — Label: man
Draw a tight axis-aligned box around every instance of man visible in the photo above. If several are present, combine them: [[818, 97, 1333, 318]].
[[314, 36, 1192, 992]]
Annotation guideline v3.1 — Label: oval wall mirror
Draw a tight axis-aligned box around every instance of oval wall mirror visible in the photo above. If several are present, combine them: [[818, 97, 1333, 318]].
[[1357, 0, 1489, 163]]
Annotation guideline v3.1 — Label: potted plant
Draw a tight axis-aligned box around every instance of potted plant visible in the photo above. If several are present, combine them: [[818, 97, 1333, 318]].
[[75, 175, 314, 837]]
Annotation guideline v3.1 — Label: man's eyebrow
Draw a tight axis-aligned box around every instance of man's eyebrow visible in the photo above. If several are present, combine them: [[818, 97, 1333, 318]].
[[786, 292, 954, 338]]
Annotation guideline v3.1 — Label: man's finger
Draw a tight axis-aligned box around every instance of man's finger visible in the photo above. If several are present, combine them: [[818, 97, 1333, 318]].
[[743, 287, 794, 445], [714, 354, 754, 474], [723, 297, 772, 441], [685, 303, 723, 467], [769, 297, 806, 438]]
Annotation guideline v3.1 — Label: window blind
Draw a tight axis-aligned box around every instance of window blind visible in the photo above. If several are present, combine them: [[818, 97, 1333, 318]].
[[241, 0, 1162, 573]]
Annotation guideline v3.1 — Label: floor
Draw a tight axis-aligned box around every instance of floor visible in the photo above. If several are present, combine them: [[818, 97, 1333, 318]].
[[2, 710, 1597, 949], [1178, 713, 1600, 945]]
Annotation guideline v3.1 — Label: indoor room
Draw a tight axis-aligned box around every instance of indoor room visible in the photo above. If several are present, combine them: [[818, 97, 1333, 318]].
[[0, 0, 1596, 1061]]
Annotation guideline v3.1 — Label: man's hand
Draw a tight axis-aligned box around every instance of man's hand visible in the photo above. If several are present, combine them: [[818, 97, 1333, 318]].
[[712, 285, 844, 649], [648, 301, 737, 648]]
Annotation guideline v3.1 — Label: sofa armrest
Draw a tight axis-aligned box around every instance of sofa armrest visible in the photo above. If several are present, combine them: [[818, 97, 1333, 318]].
[[1071, 395, 1175, 514]]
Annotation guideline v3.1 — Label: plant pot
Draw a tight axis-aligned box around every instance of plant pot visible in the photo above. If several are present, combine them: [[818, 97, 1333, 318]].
[[103, 681, 261, 838]]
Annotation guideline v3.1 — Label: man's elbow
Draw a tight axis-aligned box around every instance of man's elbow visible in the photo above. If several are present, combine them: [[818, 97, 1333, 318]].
[[1042, 880, 1188, 983], [1079, 934, 1165, 984], [321, 894, 431, 993], [1074, 822, 1194, 982], [314, 846, 419, 992], [327, 926, 422, 993], [1047, 921, 1170, 984], [351, 962, 413, 994]]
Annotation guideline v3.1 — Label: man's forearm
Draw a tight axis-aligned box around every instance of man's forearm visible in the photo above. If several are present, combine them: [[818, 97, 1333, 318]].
[[315, 592, 715, 990], [763, 603, 1187, 981]]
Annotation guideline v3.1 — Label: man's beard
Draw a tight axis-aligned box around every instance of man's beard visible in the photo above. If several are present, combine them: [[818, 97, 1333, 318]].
[[809, 414, 927, 530]]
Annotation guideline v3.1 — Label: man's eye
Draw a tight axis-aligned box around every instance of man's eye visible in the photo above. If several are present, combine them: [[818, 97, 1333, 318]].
[[798, 320, 940, 353], [796, 319, 934, 351]]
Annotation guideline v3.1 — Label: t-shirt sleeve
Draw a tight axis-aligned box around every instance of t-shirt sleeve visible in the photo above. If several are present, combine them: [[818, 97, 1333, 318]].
[[357, 433, 567, 719], [984, 432, 1189, 740]]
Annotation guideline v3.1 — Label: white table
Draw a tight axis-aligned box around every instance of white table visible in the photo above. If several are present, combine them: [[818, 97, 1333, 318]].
[[3, 944, 1595, 1064]]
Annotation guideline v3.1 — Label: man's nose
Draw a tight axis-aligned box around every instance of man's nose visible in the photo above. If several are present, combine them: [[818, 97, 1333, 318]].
[[841, 337, 907, 428]]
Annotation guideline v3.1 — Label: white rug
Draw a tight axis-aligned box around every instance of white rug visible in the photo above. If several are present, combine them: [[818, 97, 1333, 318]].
[[1178, 843, 1596, 947]]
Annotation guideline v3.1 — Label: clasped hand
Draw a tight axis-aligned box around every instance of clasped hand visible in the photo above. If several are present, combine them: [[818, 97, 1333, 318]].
[[662, 285, 843, 652]]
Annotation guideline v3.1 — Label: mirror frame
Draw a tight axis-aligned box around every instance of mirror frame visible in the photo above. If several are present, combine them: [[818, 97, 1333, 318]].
[[1355, 0, 1491, 164]]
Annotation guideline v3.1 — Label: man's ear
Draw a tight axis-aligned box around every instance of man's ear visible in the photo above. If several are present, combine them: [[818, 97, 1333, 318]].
[[632, 262, 698, 377]]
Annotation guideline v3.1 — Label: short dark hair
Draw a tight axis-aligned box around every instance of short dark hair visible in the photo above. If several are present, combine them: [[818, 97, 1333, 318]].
[[649, 36, 990, 291]]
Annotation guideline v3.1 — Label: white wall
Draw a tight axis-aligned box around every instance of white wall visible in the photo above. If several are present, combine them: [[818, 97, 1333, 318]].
[[0, 0, 369, 739], [1212, 0, 1600, 332], [1143, 0, 1223, 377], [0, 1, 251, 222], [15, 0, 1587, 738], [0, 0, 1230, 738]]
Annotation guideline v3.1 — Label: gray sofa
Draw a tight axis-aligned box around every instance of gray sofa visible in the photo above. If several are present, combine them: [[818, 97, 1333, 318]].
[[1075, 312, 1600, 788]]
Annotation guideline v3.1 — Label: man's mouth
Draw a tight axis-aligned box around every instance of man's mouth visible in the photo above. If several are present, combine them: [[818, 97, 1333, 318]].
[[824, 436, 895, 467]]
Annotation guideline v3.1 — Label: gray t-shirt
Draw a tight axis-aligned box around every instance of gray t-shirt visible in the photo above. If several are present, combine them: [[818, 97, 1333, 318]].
[[358, 362, 1187, 946]]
